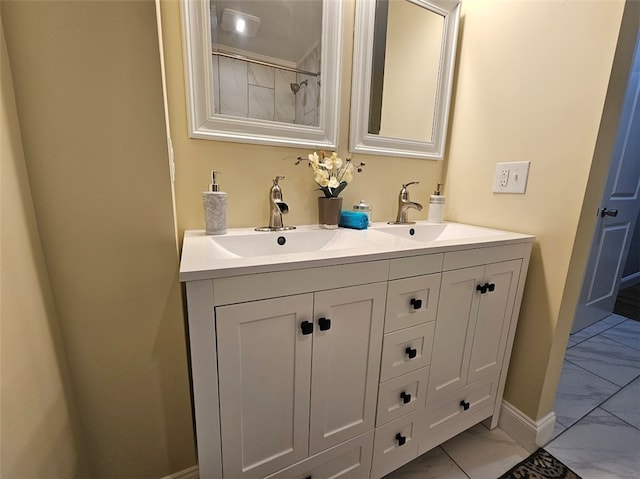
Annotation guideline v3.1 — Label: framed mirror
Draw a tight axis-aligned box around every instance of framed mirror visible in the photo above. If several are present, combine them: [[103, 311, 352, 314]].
[[350, 0, 460, 160], [181, 0, 343, 148]]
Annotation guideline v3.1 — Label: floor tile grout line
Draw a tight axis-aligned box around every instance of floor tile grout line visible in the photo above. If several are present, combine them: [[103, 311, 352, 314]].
[[439, 446, 471, 479], [555, 320, 640, 448], [599, 403, 640, 431], [568, 323, 635, 349], [597, 332, 640, 352], [562, 357, 626, 390]]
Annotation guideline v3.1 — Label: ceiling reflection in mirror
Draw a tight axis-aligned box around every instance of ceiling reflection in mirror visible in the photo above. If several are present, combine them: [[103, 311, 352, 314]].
[[209, 0, 323, 127], [369, 0, 444, 142]]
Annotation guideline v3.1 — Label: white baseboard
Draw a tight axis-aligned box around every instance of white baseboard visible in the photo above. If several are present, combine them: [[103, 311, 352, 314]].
[[620, 271, 640, 289], [160, 465, 198, 479], [498, 400, 556, 452]]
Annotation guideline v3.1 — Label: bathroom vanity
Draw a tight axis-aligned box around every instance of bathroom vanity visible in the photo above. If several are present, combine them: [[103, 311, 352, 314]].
[[180, 222, 533, 479]]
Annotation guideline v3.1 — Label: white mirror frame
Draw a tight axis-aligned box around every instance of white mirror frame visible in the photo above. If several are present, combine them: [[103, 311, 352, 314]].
[[181, 0, 343, 149], [349, 0, 460, 160]]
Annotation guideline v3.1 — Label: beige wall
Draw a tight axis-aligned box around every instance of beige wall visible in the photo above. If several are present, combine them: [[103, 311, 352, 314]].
[[1, 19, 88, 478], [1, 1, 194, 477], [444, 0, 627, 419]]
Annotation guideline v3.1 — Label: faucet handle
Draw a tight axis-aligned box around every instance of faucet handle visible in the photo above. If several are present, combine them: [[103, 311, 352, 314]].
[[402, 181, 419, 189], [273, 175, 285, 185]]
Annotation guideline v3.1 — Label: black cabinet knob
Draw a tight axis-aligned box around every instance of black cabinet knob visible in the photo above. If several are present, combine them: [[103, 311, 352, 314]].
[[395, 433, 407, 446], [405, 346, 417, 359], [400, 391, 411, 404], [460, 400, 470, 411], [410, 298, 422, 310], [477, 283, 496, 294], [300, 321, 313, 335], [318, 317, 331, 331]]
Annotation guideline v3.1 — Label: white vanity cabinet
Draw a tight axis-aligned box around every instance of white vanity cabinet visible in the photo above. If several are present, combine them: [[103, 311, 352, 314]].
[[420, 245, 528, 455], [216, 283, 386, 479], [180, 225, 533, 479]]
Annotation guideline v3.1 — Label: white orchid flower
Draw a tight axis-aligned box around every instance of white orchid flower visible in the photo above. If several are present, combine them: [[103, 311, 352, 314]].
[[315, 169, 329, 186], [328, 176, 340, 189]]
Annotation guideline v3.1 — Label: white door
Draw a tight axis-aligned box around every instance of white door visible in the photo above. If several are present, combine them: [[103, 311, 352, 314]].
[[216, 294, 314, 479], [574, 40, 640, 333], [309, 282, 386, 454]]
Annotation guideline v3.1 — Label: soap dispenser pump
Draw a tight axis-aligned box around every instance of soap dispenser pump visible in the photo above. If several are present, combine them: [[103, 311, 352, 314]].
[[202, 170, 227, 235], [427, 183, 445, 224]]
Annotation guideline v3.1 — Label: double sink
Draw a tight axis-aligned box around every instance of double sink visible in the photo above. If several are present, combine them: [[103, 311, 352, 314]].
[[179, 221, 533, 281], [210, 222, 506, 258]]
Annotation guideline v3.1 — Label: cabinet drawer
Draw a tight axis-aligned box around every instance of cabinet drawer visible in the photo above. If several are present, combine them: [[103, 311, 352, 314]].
[[425, 377, 497, 440], [264, 431, 374, 479], [380, 323, 435, 382], [443, 243, 527, 271], [371, 409, 423, 479], [388, 254, 443, 280], [385, 274, 441, 333], [376, 367, 429, 426]]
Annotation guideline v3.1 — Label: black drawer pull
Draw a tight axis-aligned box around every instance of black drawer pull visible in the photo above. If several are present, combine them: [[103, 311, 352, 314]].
[[318, 317, 331, 331], [487, 283, 495, 292], [460, 400, 470, 411], [410, 298, 422, 310], [400, 391, 411, 404], [300, 321, 313, 335], [395, 433, 407, 446], [405, 346, 417, 359]]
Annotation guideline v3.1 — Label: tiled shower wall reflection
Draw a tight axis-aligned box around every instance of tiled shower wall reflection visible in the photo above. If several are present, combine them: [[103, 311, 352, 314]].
[[212, 44, 320, 126]]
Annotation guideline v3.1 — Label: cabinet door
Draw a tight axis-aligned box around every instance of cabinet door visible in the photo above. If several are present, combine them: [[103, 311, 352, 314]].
[[428, 266, 484, 401], [216, 294, 314, 479], [467, 260, 521, 384], [309, 282, 386, 454]]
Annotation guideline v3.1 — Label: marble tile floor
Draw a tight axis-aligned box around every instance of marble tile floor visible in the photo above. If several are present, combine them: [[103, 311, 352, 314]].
[[385, 313, 640, 479]]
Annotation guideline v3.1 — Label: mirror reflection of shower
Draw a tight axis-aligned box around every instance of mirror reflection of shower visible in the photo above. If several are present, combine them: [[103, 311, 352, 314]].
[[291, 79, 308, 107], [290, 80, 308, 94]]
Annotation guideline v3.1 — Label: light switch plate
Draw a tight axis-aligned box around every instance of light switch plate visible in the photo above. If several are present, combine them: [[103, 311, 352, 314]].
[[493, 161, 530, 194]]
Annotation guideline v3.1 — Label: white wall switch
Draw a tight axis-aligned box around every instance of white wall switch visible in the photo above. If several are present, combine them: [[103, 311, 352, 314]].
[[493, 161, 530, 194]]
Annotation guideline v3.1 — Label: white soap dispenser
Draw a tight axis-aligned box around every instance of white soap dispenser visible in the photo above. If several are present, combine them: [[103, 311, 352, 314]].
[[427, 183, 445, 224], [202, 170, 227, 235]]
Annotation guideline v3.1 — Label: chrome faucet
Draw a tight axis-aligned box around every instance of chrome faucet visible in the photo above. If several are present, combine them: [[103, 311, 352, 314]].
[[389, 182, 423, 224], [256, 176, 296, 231]]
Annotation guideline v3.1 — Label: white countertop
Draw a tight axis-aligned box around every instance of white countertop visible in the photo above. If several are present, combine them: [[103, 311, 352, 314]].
[[179, 222, 534, 282]]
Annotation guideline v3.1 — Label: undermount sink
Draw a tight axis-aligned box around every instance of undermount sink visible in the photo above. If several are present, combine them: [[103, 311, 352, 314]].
[[371, 222, 506, 242], [210, 227, 384, 258]]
